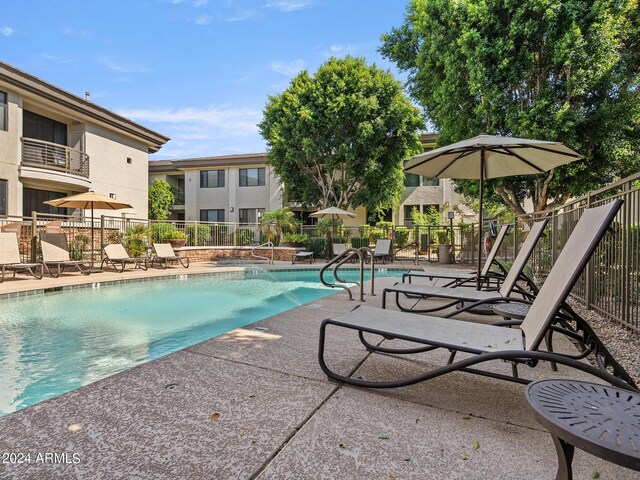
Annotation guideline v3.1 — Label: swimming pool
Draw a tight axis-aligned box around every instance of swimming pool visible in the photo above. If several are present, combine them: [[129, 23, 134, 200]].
[[0, 268, 401, 415]]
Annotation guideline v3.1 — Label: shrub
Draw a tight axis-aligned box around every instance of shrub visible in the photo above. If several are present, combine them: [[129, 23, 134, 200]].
[[123, 225, 152, 257], [162, 229, 187, 240], [69, 235, 90, 261], [394, 227, 410, 248], [231, 228, 255, 246], [150, 223, 177, 242], [351, 237, 369, 249], [307, 236, 326, 257], [370, 228, 385, 242], [358, 224, 371, 237], [332, 236, 347, 245], [210, 224, 229, 246], [185, 224, 211, 245], [282, 233, 309, 245]]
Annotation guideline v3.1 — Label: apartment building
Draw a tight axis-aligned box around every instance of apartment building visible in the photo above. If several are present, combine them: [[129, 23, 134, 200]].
[[0, 62, 169, 219], [148, 153, 282, 223]]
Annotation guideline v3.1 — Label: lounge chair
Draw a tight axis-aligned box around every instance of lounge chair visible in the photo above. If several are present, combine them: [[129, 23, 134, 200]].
[[319, 200, 637, 391], [382, 219, 548, 314], [402, 224, 511, 288], [101, 244, 149, 272], [372, 239, 392, 264], [0, 232, 43, 282], [332, 243, 347, 258], [150, 243, 189, 269], [40, 232, 90, 278]]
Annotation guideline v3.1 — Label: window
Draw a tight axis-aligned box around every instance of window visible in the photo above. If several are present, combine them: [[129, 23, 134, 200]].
[[404, 205, 419, 226], [239, 208, 265, 224], [200, 170, 225, 188], [239, 168, 265, 187], [0, 91, 7, 131], [23, 110, 67, 145], [403, 161, 420, 187], [0, 179, 6, 215], [422, 178, 440, 186], [22, 188, 69, 217], [200, 209, 225, 222]]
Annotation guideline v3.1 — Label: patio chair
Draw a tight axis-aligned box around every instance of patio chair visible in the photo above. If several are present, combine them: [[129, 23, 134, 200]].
[[150, 243, 189, 269], [0, 232, 43, 282], [101, 244, 149, 272], [381, 219, 548, 315], [402, 224, 512, 288], [372, 239, 392, 264], [40, 232, 90, 278], [318, 199, 637, 391], [332, 243, 347, 258]]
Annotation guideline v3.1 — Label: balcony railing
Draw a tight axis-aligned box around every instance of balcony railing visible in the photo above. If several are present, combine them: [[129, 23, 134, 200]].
[[21, 137, 90, 178], [172, 188, 185, 205]]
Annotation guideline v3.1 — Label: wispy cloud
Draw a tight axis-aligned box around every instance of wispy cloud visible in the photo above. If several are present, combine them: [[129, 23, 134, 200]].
[[118, 106, 262, 137], [40, 53, 75, 65], [323, 44, 357, 57], [264, 0, 313, 12], [61, 28, 89, 37], [271, 59, 305, 76], [192, 14, 212, 25], [98, 58, 151, 74], [193, 0, 208, 6], [227, 10, 259, 22], [1, 26, 14, 37]]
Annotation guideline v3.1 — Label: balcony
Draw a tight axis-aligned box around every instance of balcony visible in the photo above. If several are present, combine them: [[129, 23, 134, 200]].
[[21, 137, 89, 178]]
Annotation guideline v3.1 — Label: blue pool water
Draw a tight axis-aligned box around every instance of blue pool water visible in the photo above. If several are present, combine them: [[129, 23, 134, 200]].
[[0, 269, 400, 415]]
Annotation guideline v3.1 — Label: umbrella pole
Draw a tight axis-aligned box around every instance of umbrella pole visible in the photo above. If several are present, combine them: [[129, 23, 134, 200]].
[[476, 148, 485, 290], [91, 203, 95, 271]]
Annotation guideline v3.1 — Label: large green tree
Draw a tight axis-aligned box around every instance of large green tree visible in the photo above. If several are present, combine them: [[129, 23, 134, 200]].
[[148, 179, 175, 220], [381, 0, 640, 214], [259, 56, 424, 212]]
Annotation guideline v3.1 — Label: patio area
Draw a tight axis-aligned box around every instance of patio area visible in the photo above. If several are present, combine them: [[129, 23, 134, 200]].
[[0, 262, 637, 479]]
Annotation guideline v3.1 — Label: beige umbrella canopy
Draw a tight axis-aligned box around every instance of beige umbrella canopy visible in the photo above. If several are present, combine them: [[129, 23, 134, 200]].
[[405, 135, 583, 289], [310, 207, 357, 220], [45, 191, 133, 272]]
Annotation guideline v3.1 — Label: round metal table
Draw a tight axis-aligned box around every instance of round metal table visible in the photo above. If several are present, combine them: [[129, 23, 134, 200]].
[[526, 379, 640, 480], [492, 302, 530, 320]]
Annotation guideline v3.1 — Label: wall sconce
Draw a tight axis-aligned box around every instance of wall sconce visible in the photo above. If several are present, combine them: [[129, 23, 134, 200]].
[[230, 207, 235, 212], [110, 193, 117, 199]]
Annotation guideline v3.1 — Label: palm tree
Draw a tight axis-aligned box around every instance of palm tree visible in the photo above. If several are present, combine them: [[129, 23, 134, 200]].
[[260, 207, 297, 246]]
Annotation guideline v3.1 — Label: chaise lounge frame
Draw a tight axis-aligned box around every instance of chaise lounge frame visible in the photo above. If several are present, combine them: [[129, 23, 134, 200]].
[[101, 243, 149, 272], [150, 243, 189, 269], [0, 232, 43, 282], [318, 200, 638, 392], [40, 232, 90, 278]]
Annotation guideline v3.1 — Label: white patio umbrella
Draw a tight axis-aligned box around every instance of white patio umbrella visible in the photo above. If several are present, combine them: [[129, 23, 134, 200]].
[[405, 134, 583, 289], [311, 207, 357, 259], [45, 191, 133, 272]]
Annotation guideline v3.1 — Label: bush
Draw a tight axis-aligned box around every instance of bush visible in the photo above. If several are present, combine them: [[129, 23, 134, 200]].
[[394, 227, 410, 248], [151, 223, 177, 242], [210, 224, 229, 246], [351, 237, 369, 249], [69, 235, 90, 261], [332, 236, 348, 245], [282, 233, 309, 245], [162, 229, 187, 240], [307, 237, 326, 257], [123, 225, 152, 257], [370, 227, 385, 242], [231, 228, 255, 246], [358, 224, 371, 237], [185, 224, 211, 245]]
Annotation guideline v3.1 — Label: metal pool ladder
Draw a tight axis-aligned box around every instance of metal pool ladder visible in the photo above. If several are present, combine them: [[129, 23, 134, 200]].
[[319, 247, 376, 301], [251, 241, 274, 264]]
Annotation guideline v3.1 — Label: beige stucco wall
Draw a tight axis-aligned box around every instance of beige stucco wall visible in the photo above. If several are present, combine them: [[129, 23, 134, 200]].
[[0, 90, 22, 216], [84, 124, 149, 219]]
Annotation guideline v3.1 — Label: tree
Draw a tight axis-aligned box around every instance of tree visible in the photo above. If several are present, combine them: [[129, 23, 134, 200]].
[[259, 56, 424, 213], [260, 207, 297, 246], [381, 0, 640, 214], [148, 179, 175, 220]]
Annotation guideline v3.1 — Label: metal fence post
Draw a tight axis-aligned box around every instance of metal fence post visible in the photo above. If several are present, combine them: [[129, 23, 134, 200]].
[[31, 211, 38, 263], [100, 215, 105, 262], [621, 181, 631, 327], [584, 192, 594, 309], [551, 209, 558, 263], [194, 220, 199, 247]]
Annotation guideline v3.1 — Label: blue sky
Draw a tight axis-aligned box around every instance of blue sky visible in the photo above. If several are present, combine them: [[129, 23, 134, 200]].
[[1, 0, 412, 160]]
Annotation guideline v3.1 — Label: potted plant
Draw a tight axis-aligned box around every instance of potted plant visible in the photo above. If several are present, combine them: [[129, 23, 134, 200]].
[[161, 229, 188, 248], [282, 233, 309, 248]]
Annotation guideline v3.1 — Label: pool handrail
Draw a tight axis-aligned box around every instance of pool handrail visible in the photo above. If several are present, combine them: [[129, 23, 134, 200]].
[[251, 241, 274, 264]]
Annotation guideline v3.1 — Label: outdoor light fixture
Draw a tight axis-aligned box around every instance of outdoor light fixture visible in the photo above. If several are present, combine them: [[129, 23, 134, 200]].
[[230, 207, 235, 212], [448, 211, 454, 220], [110, 193, 117, 199]]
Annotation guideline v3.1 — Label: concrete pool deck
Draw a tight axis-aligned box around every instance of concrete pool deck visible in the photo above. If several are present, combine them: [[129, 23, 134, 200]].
[[0, 261, 637, 479]]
